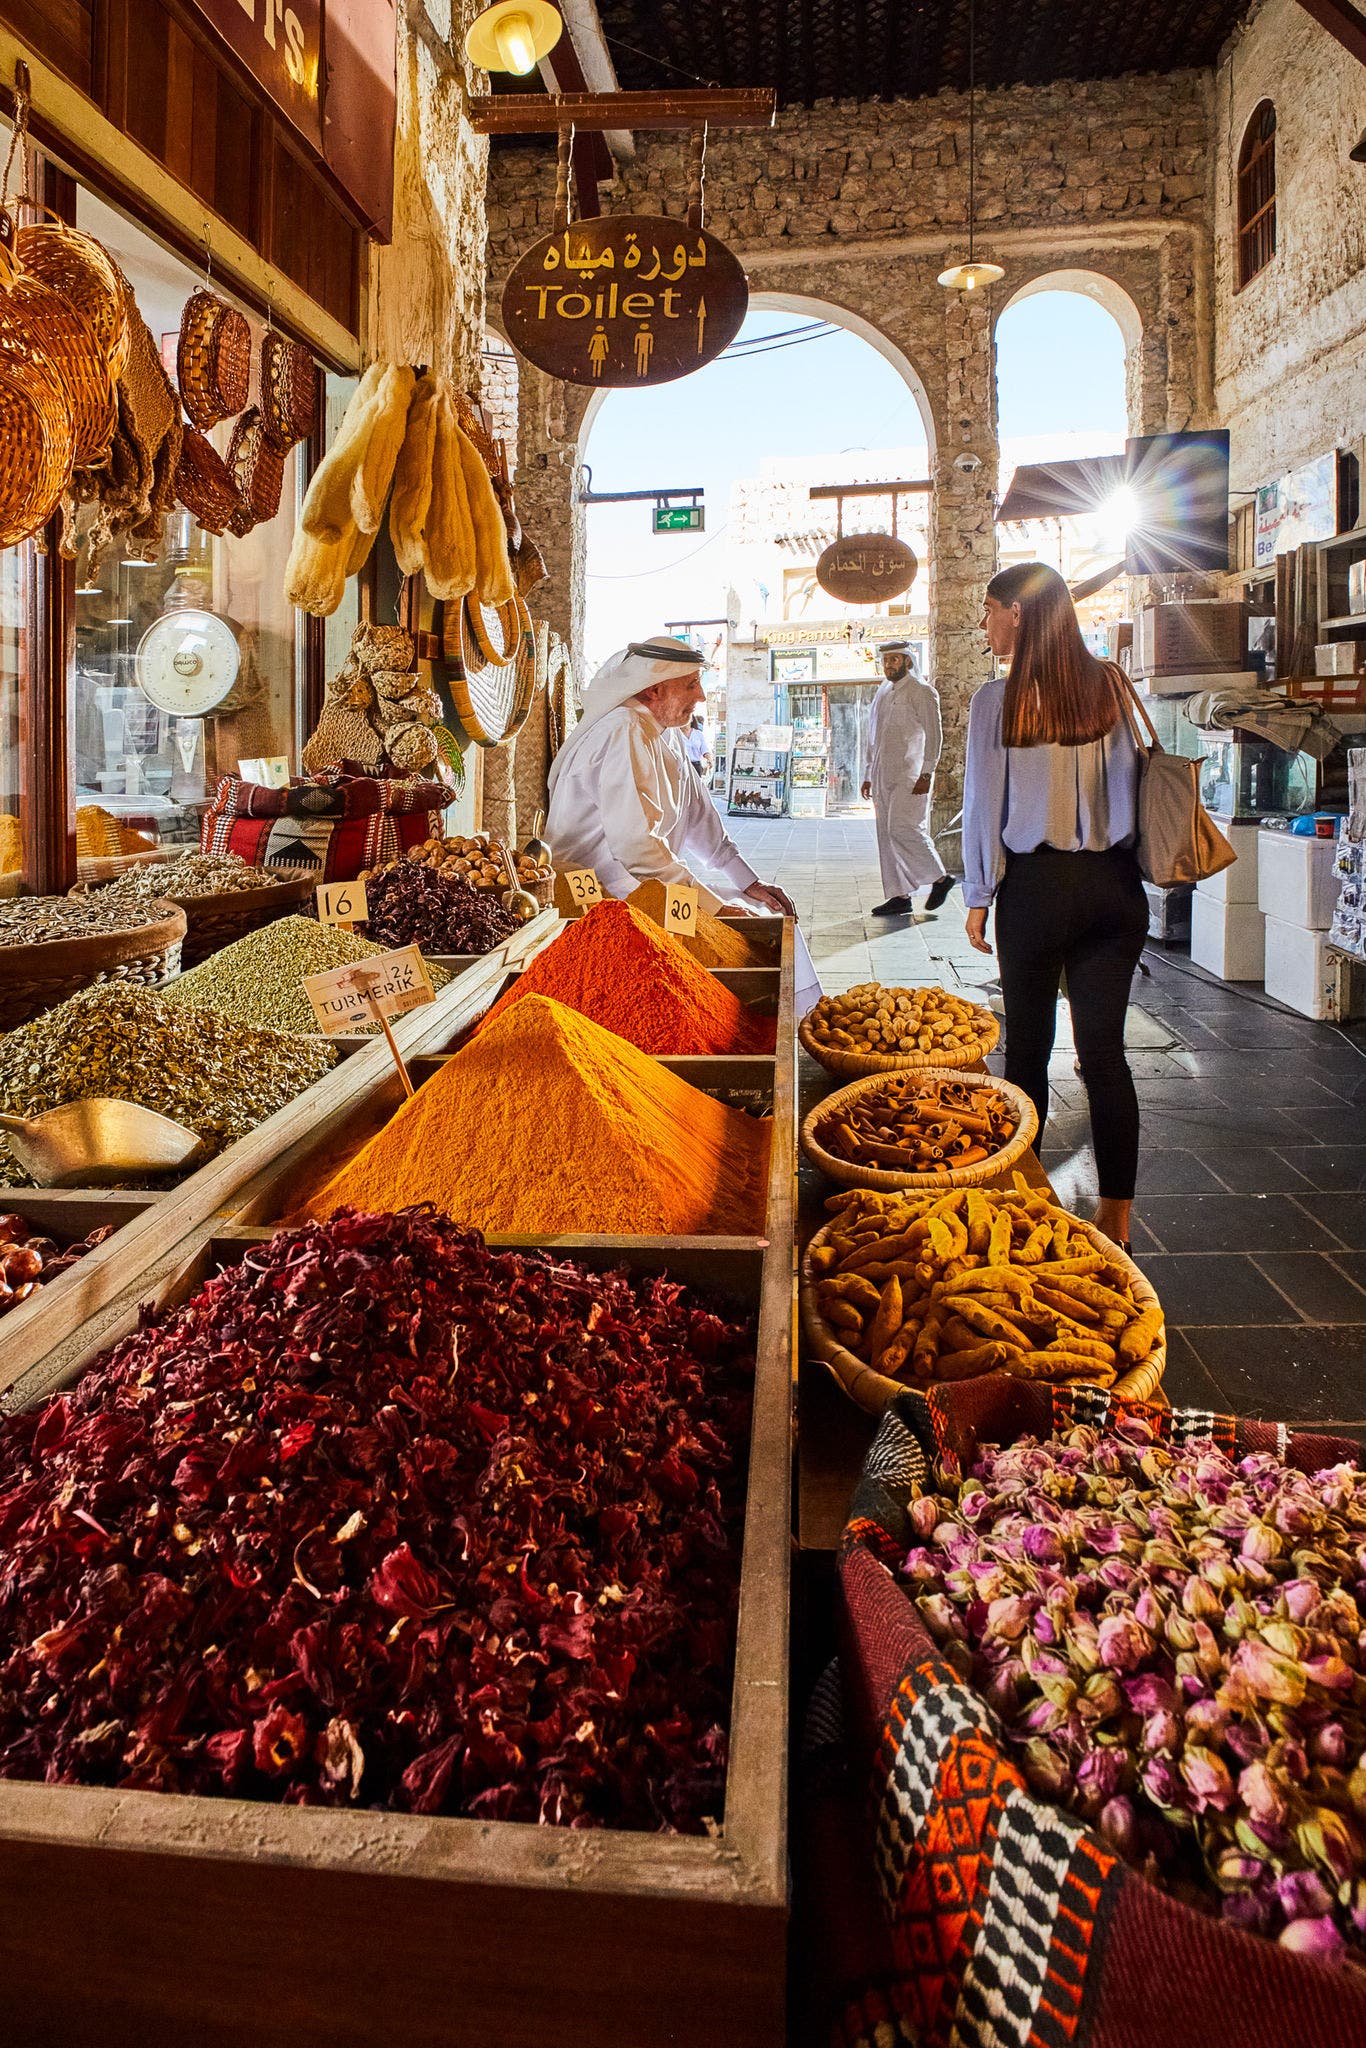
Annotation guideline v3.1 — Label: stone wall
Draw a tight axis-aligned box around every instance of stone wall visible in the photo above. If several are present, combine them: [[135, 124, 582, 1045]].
[[370, 0, 489, 391], [1213, 0, 1366, 499], [486, 70, 1217, 823]]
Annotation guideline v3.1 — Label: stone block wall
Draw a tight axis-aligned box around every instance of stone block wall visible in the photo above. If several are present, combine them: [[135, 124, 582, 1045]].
[[486, 69, 1217, 824], [1213, 0, 1366, 502]]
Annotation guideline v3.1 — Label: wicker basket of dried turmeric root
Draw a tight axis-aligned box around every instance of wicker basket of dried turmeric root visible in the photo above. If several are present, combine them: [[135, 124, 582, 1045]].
[[800, 1178, 1166, 1416]]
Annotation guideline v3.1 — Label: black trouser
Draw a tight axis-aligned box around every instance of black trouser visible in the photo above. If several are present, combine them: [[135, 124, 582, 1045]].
[[994, 846, 1148, 1201]]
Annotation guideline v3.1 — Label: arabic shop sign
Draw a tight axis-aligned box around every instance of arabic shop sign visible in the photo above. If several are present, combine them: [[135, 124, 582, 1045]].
[[815, 534, 918, 607], [502, 215, 749, 388]]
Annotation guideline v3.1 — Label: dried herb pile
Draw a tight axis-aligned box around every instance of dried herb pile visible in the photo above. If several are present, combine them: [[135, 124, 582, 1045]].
[[358, 859, 519, 955], [297, 992, 769, 1235], [162, 917, 450, 1037], [0, 1209, 754, 1830], [0, 983, 335, 1186], [478, 901, 775, 1056], [904, 1416, 1366, 1961]]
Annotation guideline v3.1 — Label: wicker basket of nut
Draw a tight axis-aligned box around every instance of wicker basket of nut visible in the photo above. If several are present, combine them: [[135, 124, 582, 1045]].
[[405, 834, 554, 907]]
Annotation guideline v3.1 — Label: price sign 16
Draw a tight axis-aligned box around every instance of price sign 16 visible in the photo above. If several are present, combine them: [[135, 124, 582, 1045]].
[[664, 884, 699, 935], [564, 868, 603, 911], [316, 878, 369, 927]]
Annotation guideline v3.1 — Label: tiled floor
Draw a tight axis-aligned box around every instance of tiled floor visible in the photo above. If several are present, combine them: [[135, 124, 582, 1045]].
[[731, 813, 1366, 1433]]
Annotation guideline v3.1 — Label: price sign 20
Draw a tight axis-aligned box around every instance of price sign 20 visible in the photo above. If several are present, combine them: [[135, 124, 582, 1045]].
[[664, 885, 699, 935]]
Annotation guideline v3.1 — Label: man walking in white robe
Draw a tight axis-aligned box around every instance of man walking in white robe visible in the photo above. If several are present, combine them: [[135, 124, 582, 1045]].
[[861, 642, 955, 917]]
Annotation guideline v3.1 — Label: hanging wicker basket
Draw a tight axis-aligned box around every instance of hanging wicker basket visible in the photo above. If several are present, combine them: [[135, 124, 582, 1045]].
[[177, 288, 251, 430], [799, 1212, 1167, 1416], [0, 343, 75, 547], [0, 237, 115, 471], [799, 1003, 1000, 1078], [800, 1067, 1039, 1191], [260, 329, 318, 450], [450, 592, 535, 745], [225, 407, 286, 534], [0, 900, 187, 1031], [176, 426, 247, 535], [15, 220, 129, 386]]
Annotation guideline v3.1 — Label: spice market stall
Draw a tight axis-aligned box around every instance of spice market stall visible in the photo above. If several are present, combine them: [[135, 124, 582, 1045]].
[[0, 908, 796, 2047]]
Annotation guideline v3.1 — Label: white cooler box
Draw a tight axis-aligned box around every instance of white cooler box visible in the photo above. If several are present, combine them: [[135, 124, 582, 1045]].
[[1257, 829, 1340, 930], [1191, 891, 1265, 981], [1196, 819, 1261, 903], [1264, 916, 1338, 1020]]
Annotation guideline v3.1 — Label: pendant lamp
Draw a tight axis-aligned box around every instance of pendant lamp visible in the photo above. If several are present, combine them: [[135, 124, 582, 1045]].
[[464, 0, 562, 76], [938, 0, 1005, 292]]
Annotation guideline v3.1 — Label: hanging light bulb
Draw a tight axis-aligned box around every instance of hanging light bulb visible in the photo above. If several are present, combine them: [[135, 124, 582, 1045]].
[[464, 0, 562, 76], [938, 0, 1005, 294]]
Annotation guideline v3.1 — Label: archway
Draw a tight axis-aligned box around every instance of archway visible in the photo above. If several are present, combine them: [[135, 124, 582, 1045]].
[[993, 277, 1136, 651], [576, 296, 937, 818]]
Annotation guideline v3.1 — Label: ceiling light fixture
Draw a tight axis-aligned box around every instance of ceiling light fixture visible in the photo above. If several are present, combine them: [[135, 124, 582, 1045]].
[[464, 0, 562, 76], [938, 0, 1005, 293]]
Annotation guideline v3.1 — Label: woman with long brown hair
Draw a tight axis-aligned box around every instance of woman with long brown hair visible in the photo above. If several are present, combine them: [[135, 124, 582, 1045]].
[[962, 561, 1146, 1248]]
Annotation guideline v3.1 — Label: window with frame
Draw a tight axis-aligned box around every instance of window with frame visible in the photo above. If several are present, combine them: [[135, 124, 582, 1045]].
[[1237, 101, 1277, 290]]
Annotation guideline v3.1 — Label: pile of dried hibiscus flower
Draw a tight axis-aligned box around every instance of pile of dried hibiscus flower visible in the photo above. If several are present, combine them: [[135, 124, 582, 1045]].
[[0, 1208, 755, 1831]]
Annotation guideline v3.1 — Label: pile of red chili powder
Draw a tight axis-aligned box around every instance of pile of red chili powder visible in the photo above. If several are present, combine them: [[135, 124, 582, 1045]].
[[477, 899, 776, 1055], [0, 1209, 754, 1830]]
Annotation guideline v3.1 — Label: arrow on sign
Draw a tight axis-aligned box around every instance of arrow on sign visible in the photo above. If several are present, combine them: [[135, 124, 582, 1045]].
[[696, 298, 707, 355]]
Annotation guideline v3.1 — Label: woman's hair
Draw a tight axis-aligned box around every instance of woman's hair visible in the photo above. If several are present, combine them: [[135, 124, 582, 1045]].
[[986, 561, 1123, 748]]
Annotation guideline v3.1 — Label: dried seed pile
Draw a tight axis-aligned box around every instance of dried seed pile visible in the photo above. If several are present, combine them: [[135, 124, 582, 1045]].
[[91, 852, 289, 902], [161, 916, 450, 1037], [0, 896, 173, 947], [905, 1415, 1366, 1961], [0, 1209, 754, 1831], [0, 983, 335, 1186]]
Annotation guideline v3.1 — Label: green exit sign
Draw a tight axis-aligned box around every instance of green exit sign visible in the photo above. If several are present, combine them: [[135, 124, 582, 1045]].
[[653, 504, 704, 534]]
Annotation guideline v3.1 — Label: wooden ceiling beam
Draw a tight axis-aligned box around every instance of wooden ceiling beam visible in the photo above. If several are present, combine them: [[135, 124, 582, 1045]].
[[467, 87, 778, 134], [1292, 0, 1366, 65]]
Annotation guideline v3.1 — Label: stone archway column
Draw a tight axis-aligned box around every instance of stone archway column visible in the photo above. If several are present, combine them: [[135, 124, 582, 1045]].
[[930, 287, 999, 841], [508, 366, 590, 827]]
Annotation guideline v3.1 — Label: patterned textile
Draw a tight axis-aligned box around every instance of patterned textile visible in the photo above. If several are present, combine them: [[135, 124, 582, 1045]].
[[811, 1379, 1366, 2048], [201, 767, 448, 880]]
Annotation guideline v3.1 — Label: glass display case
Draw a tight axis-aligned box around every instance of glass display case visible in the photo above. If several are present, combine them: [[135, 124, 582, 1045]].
[[1198, 734, 1316, 820]]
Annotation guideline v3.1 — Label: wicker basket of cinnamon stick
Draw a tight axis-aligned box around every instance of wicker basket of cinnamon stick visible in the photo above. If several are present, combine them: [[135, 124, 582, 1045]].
[[800, 1068, 1037, 1192]]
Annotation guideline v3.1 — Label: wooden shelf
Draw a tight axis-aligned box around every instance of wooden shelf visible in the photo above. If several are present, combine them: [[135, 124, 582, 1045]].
[[1320, 614, 1366, 631]]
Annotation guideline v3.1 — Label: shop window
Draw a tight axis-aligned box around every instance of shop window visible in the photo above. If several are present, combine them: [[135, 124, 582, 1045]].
[[69, 189, 314, 877], [1237, 101, 1277, 290], [0, 547, 31, 895]]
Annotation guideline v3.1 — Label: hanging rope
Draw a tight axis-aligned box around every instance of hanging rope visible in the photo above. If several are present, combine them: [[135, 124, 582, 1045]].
[[553, 122, 574, 235], [967, 0, 977, 263], [687, 124, 708, 233]]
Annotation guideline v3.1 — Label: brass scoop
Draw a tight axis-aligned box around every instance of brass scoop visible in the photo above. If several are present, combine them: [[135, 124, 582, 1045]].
[[495, 838, 540, 923], [0, 1100, 202, 1187]]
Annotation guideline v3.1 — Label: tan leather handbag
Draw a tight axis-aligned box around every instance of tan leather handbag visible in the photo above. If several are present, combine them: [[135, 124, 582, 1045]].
[[1119, 673, 1237, 887]]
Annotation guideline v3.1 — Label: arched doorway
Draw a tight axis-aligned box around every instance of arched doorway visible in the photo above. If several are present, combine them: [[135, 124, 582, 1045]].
[[577, 298, 936, 817], [993, 277, 1137, 651]]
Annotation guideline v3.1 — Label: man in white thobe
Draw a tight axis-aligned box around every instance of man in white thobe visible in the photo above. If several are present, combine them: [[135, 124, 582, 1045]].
[[546, 638, 796, 917], [861, 641, 955, 917]]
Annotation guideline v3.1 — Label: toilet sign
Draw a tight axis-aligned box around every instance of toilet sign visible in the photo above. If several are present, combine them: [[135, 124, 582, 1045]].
[[502, 215, 748, 388]]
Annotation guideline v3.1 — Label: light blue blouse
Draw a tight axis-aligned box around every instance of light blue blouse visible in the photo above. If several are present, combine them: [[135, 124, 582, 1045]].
[[961, 676, 1142, 909]]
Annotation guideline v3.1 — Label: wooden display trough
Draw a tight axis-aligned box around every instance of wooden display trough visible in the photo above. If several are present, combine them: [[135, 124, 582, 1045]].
[[0, 911, 561, 1398], [0, 921, 796, 2048]]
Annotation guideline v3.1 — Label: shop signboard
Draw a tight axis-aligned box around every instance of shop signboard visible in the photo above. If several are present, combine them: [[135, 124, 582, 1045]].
[[815, 533, 918, 605], [190, 0, 323, 146], [1254, 452, 1338, 568], [502, 216, 748, 387]]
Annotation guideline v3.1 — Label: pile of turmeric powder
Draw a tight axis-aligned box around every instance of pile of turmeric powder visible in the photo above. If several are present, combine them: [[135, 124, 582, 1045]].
[[294, 992, 769, 1236], [626, 880, 772, 970], [478, 900, 775, 1055]]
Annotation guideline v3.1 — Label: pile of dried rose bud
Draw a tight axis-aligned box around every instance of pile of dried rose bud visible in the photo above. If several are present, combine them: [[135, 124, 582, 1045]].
[[0, 1207, 754, 1832], [902, 1414, 1366, 1963]]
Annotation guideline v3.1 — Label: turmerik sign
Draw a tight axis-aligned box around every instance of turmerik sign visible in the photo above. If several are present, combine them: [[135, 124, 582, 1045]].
[[502, 216, 748, 388]]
